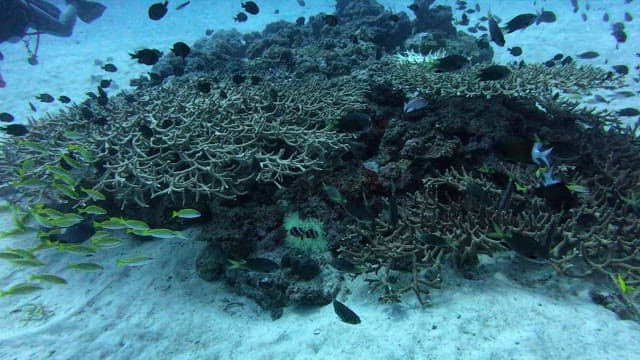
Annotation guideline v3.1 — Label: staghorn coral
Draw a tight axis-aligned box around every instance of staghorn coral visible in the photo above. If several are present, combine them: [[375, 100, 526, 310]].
[[0, 74, 367, 207], [383, 60, 622, 100]]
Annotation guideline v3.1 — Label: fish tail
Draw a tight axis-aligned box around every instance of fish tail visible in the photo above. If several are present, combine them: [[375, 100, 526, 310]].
[[227, 259, 246, 270]]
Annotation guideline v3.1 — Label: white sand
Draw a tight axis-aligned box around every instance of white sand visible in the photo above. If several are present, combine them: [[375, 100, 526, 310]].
[[1, 1, 639, 359]]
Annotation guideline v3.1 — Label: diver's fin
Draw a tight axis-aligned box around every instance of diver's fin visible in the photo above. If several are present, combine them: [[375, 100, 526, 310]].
[[68, 0, 106, 23]]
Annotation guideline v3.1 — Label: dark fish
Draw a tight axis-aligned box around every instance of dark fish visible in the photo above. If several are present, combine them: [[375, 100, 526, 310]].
[[96, 86, 108, 106], [29, 102, 36, 112], [593, 94, 609, 103], [175, 1, 190, 10], [617, 107, 640, 116], [36, 93, 54, 103], [539, 182, 577, 210], [295, 16, 305, 26], [1, 124, 28, 136], [241, 1, 259, 15], [561, 56, 573, 65], [274, 9, 279, 14], [336, 111, 371, 132], [494, 136, 534, 163], [612, 65, 629, 75], [230, 258, 279, 273], [58, 95, 71, 103], [231, 74, 245, 84], [502, 232, 549, 263], [0, 112, 14, 122], [408, 4, 419, 12], [602, 13, 609, 22], [130, 49, 162, 65], [234, 12, 248, 22], [625, 12, 633, 22], [333, 299, 361, 325], [323, 15, 339, 26], [172, 42, 190, 58], [297, 0, 305, 6], [536, 10, 556, 24], [195, 81, 211, 93], [504, 13, 537, 33], [148, 1, 168, 21], [86, 91, 97, 99], [329, 258, 364, 274], [543, 60, 555, 68], [552, 53, 564, 61], [477, 65, 511, 81], [467, 26, 478, 33], [508, 47, 523, 56], [488, 14, 505, 46], [477, 25, 487, 31], [139, 124, 153, 138], [611, 22, 627, 44], [459, 13, 470, 26], [99, 79, 112, 88], [577, 51, 599, 59], [581, 13, 587, 21], [418, 233, 449, 247], [0, 51, 3, 61], [205, 29, 214, 36], [433, 54, 469, 72], [571, 0, 579, 13], [102, 63, 118, 72]]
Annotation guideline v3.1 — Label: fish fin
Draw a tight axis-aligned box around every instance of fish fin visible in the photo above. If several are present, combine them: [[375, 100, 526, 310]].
[[69, 0, 107, 23]]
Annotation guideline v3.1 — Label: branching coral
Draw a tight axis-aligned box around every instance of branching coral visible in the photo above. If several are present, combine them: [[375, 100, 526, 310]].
[[0, 74, 368, 207], [383, 60, 622, 100]]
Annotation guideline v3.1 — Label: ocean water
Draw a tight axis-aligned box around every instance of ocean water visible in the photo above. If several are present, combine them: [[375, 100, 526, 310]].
[[1, 1, 640, 359]]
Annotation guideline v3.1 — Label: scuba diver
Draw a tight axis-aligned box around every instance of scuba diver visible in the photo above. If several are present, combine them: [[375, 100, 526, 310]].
[[0, 0, 105, 86], [0, 0, 106, 43]]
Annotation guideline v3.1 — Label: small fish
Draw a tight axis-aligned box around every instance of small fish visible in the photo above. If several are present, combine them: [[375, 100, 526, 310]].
[[624, 12, 632, 22], [329, 258, 365, 274], [228, 258, 279, 273], [581, 13, 587, 21], [35, 93, 54, 103], [602, 13, 609, 22], [58, 95, 71, 103], [297, 0, 305, 6], [90, 236, 123, 249], [30, 273, 67, 285], [81, 187, 106, 201], [66, 262, 103, 271], [99, 79, 112, 88], [116, 255, 153, 267], [504, 13, 537, 33], [0, 283, 42, 298], [305, 228, 319, 238], [11, 258, 45, 267], [477, 65, 511, 81], [323, 15, 339, 26], [78, 205, 108, 215], [29, 102, 36, 112], [611, 22, 627, 44], [0, 251, 23, 260], [172, 208, 201, 219], [48, 213, 84, 228], [196, 81, 211, 93], [234, 12, 248, 22], [536, 10, 556, 24], [175, 1, 190, 10], [94, 217, 127, 230], [577, 51, 599, 59], [130, 49, 162, 66], [242, 1, 259, 15], [488, 14, 505, 47], [502, 232, 549, 263], [433, 54, 469, 72], [611, 65, 629, 75], [139, 228, 186, 239], [404, 97, 429, 113], [172, 42, 190, 58], [123, 219, 151, 231], [0, 112, 14, 122], [295, 16, 305, 26], [148, 1, 168, 21], [508, 47, 523, 56], [102, 63, 118, 72], [1, 124, 29, 136], [617, 107, 640, 116], [333, 299, 361, 324], [323, 184, 347, 204]]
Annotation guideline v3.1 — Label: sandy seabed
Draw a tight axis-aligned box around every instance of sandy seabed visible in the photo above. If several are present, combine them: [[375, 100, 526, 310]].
[[1, 1, 639, 359]]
